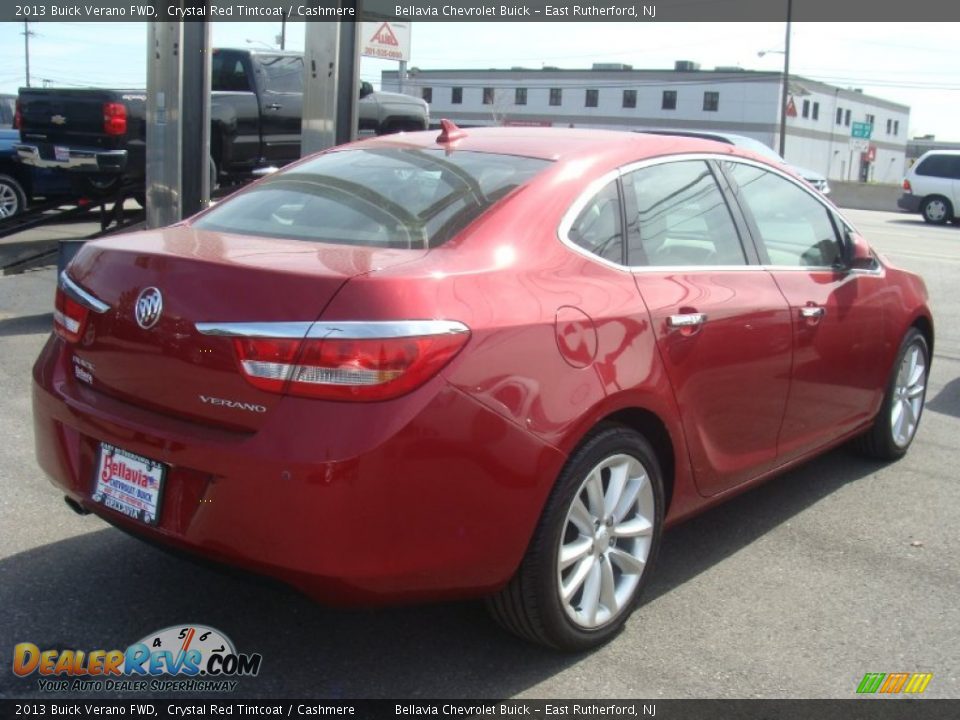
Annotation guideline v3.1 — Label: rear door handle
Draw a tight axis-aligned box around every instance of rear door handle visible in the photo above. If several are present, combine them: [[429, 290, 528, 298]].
[[799, 306, 825, 319], [265, 103, 282, 110], [667, 313, 708, 329]]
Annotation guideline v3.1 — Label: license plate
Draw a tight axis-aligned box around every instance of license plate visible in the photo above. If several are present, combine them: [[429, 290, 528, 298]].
[[54, 145, 69, 162], [92, 443, 166, 525]]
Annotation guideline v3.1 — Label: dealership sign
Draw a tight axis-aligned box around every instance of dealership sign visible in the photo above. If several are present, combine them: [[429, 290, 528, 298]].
[[361, 22, 411, 62]]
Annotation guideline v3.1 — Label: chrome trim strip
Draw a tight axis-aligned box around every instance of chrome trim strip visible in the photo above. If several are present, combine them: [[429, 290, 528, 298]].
[[557, 152, 858, 273], [15, 144, 127, 171], [195, 320, 470, 340], [59, 271, 110, 314]]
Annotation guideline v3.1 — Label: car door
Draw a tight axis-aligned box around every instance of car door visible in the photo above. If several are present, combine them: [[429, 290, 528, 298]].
[[254, 54, 304, 165], [721, 160, 889, 462], [622, 158, 794, 496]]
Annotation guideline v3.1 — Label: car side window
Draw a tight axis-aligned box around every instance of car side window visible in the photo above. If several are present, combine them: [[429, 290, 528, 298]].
[[212, 54, 252, 93], [726, 162, 842, 268], [260, 55, 304, 94], [623, 160, 746, 267], [567, 180, 624, 265]]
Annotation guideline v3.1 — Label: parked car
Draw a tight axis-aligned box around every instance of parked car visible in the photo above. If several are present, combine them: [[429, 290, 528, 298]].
[[637, 128, 831, 194], [34, 125, 932, 650], [0, 94, 72, 221], [898, 150, 960, 224], [14, 48, 429, 196]]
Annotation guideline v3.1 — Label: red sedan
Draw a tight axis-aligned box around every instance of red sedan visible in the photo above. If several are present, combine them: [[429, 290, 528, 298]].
[[33, 125, 932, 650]]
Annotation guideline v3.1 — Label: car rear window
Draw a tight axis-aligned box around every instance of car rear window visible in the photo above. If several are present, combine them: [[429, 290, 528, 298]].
[[193, 148, 552, 249], [915, 154, 960, 180]]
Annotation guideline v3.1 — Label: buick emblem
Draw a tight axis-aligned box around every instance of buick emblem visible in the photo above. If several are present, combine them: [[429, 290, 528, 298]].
[[135, 287, 163, 329], [51, 115, 67, 125]]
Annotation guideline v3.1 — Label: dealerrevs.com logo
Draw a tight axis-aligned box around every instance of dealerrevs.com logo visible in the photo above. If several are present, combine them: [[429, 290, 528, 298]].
[[12, 624, 262, 693]]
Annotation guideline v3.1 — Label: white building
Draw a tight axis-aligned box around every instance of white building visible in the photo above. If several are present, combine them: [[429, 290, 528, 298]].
[[382, 63, 910, 184]]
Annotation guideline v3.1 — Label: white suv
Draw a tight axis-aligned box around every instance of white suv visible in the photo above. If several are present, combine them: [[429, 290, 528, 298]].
[[898, 150, 960, 224]]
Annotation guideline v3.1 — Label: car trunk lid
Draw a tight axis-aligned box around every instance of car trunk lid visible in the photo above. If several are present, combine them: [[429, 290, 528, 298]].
[[63, 226, 425, 431]]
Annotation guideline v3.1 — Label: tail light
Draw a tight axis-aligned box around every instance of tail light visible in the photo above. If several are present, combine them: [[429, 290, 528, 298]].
[[902, 179, 912, 193], [54, 287, 91, 343], [54, 272, 111, 343], [103, 102, 127, 136], [13, 99, 21, 130], [201, 321, 470, 402]]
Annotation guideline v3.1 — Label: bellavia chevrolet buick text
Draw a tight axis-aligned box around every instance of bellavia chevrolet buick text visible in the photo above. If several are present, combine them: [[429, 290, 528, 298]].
[[33, 124, 932, 650]]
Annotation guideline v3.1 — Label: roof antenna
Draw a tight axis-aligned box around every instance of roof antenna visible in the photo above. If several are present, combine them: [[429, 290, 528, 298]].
[[436, 118, 467, 144]]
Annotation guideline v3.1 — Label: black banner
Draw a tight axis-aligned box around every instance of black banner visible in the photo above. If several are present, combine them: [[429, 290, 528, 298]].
[[4, 0, 960, 22], [3, 700, 960, 720]]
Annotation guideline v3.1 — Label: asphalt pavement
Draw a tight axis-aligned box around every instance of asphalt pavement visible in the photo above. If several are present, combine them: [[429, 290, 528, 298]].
[[0, 209, 957, 700]]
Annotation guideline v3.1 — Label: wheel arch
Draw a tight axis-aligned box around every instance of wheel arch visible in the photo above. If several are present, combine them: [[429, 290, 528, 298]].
[[911, 312, 934, 361], [559, 400, 685, 518]]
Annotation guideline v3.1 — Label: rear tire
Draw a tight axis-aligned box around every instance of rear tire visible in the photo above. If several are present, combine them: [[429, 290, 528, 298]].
[[486, 426, 664, 650], [854, 328, 929, 460], [0, 173, 27, 221], [921, 196, 952, 225]]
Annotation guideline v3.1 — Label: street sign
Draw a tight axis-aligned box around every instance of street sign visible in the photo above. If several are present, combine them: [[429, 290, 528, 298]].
[[361, 22, 411, 62], [851, 122, 873, 139], [850, 138, 869, 153]]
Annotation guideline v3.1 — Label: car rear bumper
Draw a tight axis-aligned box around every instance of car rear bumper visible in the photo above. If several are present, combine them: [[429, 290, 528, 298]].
[[897, 193, 922, 212], [15, 143, 127, 174], [32, 335, 563, 604]]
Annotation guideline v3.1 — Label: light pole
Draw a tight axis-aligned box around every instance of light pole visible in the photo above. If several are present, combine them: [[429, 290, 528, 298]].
[[757, 0, 793, 157], [22, 22, 35, 88]]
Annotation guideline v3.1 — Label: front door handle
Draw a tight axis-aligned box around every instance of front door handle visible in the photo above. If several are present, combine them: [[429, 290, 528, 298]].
[[799, 306, 825, 319], [667, 313, 708, 329], [265, 103, 283, 110]]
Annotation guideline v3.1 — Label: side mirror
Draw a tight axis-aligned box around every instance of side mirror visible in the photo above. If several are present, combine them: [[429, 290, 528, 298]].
[[846, 231, 877, 271], [359, 81, 373, 99]]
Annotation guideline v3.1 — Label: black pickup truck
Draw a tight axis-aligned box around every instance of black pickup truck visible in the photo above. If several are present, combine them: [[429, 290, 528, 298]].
[[15, 48, 430, 196]]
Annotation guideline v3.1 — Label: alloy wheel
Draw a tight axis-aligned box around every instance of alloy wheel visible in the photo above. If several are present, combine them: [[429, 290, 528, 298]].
[[891, 341, 926, 448], [557, 453, 655, 629], [0, 182, 19, 219]]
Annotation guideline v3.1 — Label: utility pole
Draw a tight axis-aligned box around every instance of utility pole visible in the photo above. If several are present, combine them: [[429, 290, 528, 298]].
[[22, 22, 33, 88], [778, 0, 792, 157]]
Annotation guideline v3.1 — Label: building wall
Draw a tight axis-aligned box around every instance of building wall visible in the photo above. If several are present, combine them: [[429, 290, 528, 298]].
[[384, 69, 910, 183]]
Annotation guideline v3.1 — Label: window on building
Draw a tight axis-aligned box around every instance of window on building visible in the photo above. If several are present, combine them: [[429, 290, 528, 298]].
[[802, 99, 810, 118], [812, 102, 819, 120], [886, 118, 892, 134], [515, 87, 527, 105], [894, 120, 900, 136], [622, 89, 637, 109], [844, 109, 851, 126], [866, 113, 875, 127], [836, 107, 843, 126], [549, 88, 563, 106], [703, 91, 719, 112], [452, 87, 463, 105], [662, 90, 677, 110], [585, 89, 599, 108], [482, 87, 495, 105], [421, 87, 432, 104]]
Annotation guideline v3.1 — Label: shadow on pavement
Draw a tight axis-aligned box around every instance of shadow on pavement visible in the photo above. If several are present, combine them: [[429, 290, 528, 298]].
[[0, 313, 52, 338], [927, 376, 960, 420], [0, 446, 882, 699]]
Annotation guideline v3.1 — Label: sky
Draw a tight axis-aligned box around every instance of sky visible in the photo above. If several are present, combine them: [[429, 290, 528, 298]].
[[0, 21, 957, 140]]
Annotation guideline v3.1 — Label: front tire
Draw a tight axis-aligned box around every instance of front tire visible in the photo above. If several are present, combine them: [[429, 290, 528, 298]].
[[855, 328, 929, 460], [487, 426, 664, 650], [0, 173, 27, 221], [921, 196, 952, 225]]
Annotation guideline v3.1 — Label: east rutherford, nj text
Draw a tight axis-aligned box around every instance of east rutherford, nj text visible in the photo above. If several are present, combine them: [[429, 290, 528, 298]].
[[396, 4, 654, 17]]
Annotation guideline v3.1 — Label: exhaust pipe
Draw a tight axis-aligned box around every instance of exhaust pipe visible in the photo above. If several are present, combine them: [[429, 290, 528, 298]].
[[64, 496, 91, 516]]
